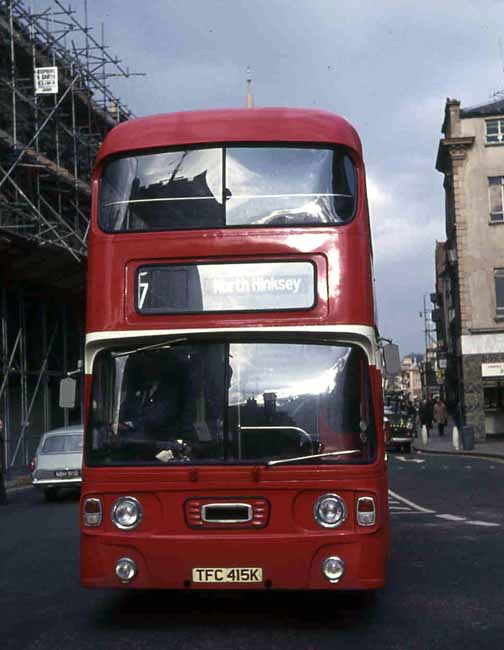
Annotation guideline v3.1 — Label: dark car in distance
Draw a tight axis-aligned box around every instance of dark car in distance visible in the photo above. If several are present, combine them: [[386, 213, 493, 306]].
[[384, 396, 416, 453]]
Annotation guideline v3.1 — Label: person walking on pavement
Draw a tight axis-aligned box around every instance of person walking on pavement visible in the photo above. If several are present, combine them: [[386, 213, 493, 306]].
[[433, 397, 448, 437], [426, 397, 435, 433]]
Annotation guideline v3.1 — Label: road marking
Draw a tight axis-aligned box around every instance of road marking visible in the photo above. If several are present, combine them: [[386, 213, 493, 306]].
[[395, 456, 425, 464], [388, 489, 435, 514], [436, 514, 466, 522], [388, 494, 423, 516], [435, 514, 501, 527], [389, 491, 501, 527]]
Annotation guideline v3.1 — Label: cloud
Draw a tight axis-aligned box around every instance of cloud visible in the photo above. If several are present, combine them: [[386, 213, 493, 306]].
[[398, 95, 447, 135], [366, 172, 444, 354], [368, 174, 444, 266]]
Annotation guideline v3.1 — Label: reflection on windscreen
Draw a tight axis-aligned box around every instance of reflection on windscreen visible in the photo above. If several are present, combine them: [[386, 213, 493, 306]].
[[99, 146, 357, 231], [87, 341, 376, 466], [99, 149, 224, 231]]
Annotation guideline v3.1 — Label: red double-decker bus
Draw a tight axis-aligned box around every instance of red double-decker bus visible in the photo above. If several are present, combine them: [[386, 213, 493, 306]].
[[80, 108, 389, 591]]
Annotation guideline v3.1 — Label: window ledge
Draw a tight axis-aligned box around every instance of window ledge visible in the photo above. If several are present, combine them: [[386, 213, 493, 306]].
[[489, 219, 504, 225], [469, 324, 504, 332], [485, 142, 504, 147]]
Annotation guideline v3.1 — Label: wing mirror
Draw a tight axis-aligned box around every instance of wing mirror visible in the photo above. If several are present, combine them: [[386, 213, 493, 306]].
[[59, 377, 77, 409], [59, 361, 83, 409], [382, 343, 401, 375]]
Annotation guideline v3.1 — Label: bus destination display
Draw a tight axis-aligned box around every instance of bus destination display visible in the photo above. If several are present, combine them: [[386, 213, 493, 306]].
[[137, 261, 316, 314]]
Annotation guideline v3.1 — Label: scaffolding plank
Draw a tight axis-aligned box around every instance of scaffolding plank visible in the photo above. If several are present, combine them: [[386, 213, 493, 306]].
[[0, 127, 91, 196]]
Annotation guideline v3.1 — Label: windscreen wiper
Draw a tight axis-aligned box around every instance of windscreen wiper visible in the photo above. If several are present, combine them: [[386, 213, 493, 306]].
[[266, 449, 361, 466], [112, 337, 187, 358]]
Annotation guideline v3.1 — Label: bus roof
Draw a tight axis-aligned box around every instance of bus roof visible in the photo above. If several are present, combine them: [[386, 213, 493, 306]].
[[96, 108, 362, 164]]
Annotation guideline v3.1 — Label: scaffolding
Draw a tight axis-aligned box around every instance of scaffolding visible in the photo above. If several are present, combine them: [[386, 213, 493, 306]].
[[0, 0, 140, 469]]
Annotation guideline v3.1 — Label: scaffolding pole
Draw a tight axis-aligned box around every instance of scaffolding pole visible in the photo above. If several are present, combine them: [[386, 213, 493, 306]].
[[0, 327, 21, 404], [9, 323, 57, 467]]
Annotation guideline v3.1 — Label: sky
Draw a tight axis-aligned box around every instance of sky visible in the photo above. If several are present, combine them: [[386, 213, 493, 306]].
[[74, 0, 504, 354]]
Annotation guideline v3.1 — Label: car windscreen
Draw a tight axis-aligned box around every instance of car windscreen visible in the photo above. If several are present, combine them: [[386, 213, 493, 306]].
[[86, 340, 376, 466], [41, 434, 83, 454], [99, 145, 357, 232]]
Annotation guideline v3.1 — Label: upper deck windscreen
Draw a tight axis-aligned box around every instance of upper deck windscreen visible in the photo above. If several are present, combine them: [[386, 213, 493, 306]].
[[99, 146, 357, 232]]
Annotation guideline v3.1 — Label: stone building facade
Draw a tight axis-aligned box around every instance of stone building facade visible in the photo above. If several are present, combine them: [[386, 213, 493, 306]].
[[400, 355, 423, 401], [436, 97, 504, 440]]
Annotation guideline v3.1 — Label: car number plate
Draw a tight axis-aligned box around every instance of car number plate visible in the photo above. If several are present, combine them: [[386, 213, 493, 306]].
[[192, 567, 263, 583], [55, 470, 80, 478]]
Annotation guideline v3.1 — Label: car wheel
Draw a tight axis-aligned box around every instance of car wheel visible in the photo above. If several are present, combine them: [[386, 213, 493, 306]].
[[44, 487, 59, 502]]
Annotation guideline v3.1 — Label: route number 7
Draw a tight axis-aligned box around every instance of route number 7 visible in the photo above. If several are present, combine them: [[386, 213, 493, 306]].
[[138, 271, 150, 309]]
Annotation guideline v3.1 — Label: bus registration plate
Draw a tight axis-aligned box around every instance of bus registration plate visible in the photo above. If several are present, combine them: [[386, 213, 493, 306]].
[[192, 567, 263, 583]]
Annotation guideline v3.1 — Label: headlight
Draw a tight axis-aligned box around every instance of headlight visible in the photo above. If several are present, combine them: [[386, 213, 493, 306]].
[[313, 493, 347, 528], [111, 496, 143, 530]]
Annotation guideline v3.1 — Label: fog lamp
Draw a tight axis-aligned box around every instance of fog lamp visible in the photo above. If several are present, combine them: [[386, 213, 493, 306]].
[[322, 556, 345, 583], [314, 494, 347, 528], [111, 496, 143, 530], [115, 557, 137, 583]]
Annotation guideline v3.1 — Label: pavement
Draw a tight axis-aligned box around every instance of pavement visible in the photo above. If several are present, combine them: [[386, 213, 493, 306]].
[[413, 419, 504, 459], [3, 468, 32, 493]]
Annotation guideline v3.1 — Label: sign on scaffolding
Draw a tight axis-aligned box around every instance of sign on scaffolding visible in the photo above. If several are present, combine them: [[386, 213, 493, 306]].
[[34, 67, 59, 94]]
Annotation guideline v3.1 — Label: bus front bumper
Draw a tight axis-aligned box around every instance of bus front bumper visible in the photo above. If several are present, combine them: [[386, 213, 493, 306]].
[[81, 530, 388, 591]]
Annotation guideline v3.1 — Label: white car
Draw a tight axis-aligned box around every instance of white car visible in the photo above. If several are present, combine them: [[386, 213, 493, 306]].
[[30, 425, 84, 501]]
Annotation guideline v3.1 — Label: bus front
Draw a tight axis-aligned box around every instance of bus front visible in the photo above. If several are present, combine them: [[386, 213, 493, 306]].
[[82, 108, 388, 591]]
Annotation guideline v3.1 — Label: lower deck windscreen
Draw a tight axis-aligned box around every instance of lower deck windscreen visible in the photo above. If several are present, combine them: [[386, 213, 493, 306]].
[[87, 341, 376, 466]]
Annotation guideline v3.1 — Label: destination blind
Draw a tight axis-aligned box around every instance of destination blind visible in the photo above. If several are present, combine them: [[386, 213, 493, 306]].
[[136, 261, 316, 314]]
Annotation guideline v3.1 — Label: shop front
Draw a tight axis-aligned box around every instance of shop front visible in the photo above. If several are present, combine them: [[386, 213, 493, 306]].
[[482, 362, 504, 437]]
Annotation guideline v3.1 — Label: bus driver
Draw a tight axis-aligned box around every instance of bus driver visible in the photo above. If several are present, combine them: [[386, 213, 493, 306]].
[[117, 352, 193, 444]]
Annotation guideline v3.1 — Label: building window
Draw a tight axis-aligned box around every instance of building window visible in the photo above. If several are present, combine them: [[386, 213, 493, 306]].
[[486, 119, 504, 144], [495, 269, 504, 317], [489, 177, 504, 222]]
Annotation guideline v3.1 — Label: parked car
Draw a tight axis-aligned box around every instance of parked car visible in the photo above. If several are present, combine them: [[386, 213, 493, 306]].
[[30, 425, 83, 501], [384, 398, 416, 453]]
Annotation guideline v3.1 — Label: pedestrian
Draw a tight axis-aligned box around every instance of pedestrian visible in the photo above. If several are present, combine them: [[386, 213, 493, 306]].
[[0, 418, 7, 505], [426, 396, 434, 433], [433, 397, 448, 437]]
